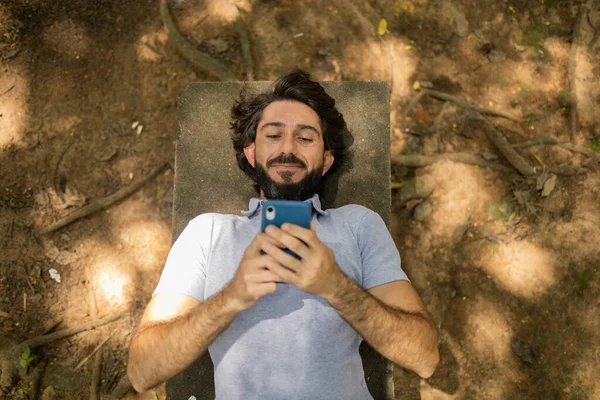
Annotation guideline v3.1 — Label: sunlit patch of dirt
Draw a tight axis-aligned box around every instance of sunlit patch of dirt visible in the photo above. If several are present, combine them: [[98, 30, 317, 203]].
[[465, 240, 557, 298], [0, 60, 30, 147], [421, 161, 507, 245]]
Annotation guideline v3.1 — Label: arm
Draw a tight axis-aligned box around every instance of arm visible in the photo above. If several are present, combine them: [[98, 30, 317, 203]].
[[325, 278, 439, 378], [127, 290, 242, 393], [127, 230, 285, 393], [260, 222, 439, 379]]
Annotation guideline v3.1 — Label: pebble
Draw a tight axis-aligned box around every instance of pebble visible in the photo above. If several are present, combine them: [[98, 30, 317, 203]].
[[413, 201, 432, 221]]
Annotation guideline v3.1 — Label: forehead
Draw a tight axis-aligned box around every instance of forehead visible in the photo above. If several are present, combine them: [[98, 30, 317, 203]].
[[258, 100, 321, 131]]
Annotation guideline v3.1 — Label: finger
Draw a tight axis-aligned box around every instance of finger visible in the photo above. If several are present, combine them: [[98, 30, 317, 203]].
[[261, 242, 302, 273], [264, 258, 297, 285], [253, 269, 283, 283], [280, 222, 319, 248], [265, 225, 311, 259], [310, 221, 316, 232], [246, 233, 285, 256]]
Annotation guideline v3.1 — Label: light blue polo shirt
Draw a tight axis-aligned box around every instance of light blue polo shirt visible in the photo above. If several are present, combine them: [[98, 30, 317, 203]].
[[154, 194, 408, 399]]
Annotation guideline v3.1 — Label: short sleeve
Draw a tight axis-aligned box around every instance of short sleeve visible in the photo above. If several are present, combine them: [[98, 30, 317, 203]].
[[152, 214, 213, 302], [357, 210, 409, 289]]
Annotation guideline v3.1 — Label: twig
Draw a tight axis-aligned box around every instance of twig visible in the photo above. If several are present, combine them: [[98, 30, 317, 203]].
[[20, 310, 126, 350], [84, 264, 102, 400], [569, 6, 585, 144], [391, 153, 515, 173], [38, 163, 169, 234], [234, 5, 254, 80], [425, 89, 521, 122], [512, 137, 567, 148], [160, 0, 236, 80], [478, 117, 536, 176], [401, 90, 428, 117], [0, 84, 15, 96], [549, 164, 589, 176], [513, 136, 599, 158], [91, 346, 102, 400], [53, 140, 75, 194]]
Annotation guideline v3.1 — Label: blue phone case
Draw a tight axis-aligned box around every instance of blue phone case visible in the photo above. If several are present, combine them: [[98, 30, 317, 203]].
[[261, 200, 311, 260]]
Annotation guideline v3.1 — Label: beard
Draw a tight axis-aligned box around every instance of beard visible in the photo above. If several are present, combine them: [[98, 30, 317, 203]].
[[254, 154, 325, 201]]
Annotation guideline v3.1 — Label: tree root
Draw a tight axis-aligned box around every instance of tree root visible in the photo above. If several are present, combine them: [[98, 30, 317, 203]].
[[424, 90, 521, 122], [568, 5, 585, 143], [513, 136, 599, 158], [160, 0, 236, 80], [0, 311, 126, 391], [234, 5, 254, 80], [38, 163, 169, 235], [478, 117, 536, 176], [391, 153, 514, 173]]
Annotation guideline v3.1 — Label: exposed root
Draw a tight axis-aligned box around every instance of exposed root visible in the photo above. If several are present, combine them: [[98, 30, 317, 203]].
[[160, 0, 236, 80]]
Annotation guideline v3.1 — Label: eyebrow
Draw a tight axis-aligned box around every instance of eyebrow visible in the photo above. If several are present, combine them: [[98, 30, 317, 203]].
[[260, 121, 321, 137]]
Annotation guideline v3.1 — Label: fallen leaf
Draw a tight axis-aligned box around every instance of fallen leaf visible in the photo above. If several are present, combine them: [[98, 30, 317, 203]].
[[413, 80, 421, 90], [378, 19, 388, 36], [415, 109, 434, 125], [0, 311, 10, 318], [511, 337, 535, 364], [541, 174, 557, 197]]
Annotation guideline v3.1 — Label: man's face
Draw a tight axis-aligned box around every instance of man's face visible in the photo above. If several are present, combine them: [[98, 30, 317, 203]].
[[243, 100, 334, 200]]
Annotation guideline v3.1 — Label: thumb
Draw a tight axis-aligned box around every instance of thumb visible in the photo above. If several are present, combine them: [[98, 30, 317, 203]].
[[310, 221, 316, 232]]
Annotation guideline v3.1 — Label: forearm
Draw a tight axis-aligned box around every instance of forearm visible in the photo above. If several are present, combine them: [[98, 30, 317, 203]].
[[127, 289, 241, 392], [325, 275, 439, 378]]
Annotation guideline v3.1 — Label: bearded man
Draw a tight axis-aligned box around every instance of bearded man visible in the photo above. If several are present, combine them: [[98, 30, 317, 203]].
[[127, 70, 439, 399]]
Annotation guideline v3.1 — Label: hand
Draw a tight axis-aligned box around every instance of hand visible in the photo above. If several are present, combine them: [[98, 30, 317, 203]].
[[261, 222, 343, 298], [223, 232, 286, 311]]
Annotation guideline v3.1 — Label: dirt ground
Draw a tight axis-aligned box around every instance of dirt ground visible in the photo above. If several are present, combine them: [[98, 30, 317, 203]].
[[1, 0, 599, 399]]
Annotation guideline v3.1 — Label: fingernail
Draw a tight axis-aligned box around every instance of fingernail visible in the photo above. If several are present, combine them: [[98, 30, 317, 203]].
[[281, 223, 289, 231]]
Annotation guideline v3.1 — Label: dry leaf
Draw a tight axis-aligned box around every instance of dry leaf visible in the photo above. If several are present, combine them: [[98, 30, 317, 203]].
[[378, 19, 388, 36], [541, 174, 557, 197]]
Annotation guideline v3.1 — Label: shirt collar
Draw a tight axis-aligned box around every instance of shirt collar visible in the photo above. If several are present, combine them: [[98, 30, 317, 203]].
[[241, 193, 328, 218]]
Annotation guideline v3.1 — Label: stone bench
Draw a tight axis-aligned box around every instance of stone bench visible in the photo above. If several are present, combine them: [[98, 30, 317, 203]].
[[167, 81, 394, 399]]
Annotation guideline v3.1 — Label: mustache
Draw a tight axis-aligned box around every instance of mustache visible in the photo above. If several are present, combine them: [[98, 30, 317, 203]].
[[267, 155, 306, 169]]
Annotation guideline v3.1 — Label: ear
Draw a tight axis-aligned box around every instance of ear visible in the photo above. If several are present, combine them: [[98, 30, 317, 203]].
[[322, 150, 335, 175], [243, 142, 256, 168]]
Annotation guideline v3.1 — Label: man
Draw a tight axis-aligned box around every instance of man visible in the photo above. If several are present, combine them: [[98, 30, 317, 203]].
[[127, 70, 439, 398]]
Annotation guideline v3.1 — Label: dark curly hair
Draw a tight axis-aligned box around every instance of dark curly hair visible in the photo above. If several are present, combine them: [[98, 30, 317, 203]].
[[230, 70, 350, 194]]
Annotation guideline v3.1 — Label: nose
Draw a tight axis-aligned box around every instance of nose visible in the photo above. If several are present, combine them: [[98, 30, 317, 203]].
[[279, 133, 297, 155]]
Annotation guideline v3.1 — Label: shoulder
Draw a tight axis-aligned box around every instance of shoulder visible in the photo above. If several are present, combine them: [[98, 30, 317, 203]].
[[324, 204, 382, 233], [326, 204, 377, 223]]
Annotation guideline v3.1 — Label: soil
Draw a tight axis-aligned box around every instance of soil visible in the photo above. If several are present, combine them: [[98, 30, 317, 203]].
[[1, 0, 599, 399]]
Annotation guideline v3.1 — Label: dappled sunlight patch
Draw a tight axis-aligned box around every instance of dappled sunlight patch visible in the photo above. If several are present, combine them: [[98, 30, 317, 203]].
[[96, 261, 130, 306], [420, 380, 458, 400], [118, 220, 172, 271], [471, 240, 556, 298], [423, 161, 505, 244], [466, 300, 512, 362], [0, 64, 29, 147]]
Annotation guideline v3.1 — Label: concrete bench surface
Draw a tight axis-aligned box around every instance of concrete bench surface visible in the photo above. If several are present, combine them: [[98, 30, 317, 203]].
[[167, 81, 393, 399]]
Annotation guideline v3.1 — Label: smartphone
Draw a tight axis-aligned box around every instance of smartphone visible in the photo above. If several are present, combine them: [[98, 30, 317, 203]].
[[261, 200, 311, 261]]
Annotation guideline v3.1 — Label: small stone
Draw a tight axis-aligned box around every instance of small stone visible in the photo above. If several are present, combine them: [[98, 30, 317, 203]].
[[511, 337, 535, 364], [413, 201, 432, 221], [420, 80, 434, 88], [41, 386, 56, 400], [136, 125, 143, 135], [35, 190, 50, 206], [488, 49, 506, 63], [206, 38, 229, 53], [482, 151, 498, 161]]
